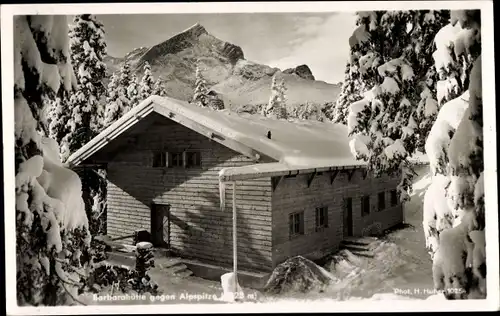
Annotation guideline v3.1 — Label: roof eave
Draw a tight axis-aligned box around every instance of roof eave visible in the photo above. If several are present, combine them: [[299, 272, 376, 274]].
[[219, 160, 429, 182], [65, 96, 267, 168], [219, 163, 367, 182], [66, 98, 156, 168]]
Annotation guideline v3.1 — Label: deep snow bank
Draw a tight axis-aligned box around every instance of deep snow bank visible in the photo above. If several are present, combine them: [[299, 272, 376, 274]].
[[264, 256, 336, 295], [264, 166, 436, 301]]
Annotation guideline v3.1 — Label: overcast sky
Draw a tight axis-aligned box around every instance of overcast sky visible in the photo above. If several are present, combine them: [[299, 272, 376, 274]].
[[97, 12, 357, 84]]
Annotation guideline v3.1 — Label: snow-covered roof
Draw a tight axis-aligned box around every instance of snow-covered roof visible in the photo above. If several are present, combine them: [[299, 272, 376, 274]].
[[67, 95, 366, 174]]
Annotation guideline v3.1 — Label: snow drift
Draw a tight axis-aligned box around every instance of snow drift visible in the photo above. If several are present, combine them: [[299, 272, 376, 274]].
[[260, 166, 438, 302], [264, 256, 335, 295]]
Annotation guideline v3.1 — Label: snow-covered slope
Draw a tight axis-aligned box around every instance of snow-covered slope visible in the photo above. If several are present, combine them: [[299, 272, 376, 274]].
[[212, 68, 340, 110], [262, 165, 437, 302], [103, 23, 341, 109]]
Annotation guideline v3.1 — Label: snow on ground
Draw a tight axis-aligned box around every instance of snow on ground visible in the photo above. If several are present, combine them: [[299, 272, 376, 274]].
[[230, 165, 436, 303], [334, 164, 434, 300], [264, 164, 437, 302], [80, 165, 437, 304], [79, 261, 261, 305]]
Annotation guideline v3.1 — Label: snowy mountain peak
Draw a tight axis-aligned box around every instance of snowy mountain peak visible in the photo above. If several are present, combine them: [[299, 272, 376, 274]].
[[283, 64, 315, 81], [124, 46, 149, 60], [104, 24, 341, 110], [181, 22, 208, 37], [136, 21, 243, 68]]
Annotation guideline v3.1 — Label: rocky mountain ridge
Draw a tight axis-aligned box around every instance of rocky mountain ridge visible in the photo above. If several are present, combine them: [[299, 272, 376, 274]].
[[103, 23, 341, 110]]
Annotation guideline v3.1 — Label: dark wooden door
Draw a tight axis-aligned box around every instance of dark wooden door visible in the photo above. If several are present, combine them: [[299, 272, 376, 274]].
[[162, 207, 170, 248], [151, 203, 170, 248], [343, 198, 353, 237]]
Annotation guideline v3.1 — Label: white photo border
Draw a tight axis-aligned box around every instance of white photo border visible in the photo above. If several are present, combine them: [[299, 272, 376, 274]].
[[2, 1, 498, 314]]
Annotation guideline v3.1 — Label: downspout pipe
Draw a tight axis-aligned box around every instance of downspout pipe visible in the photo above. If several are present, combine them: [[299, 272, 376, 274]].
[[218, 171, 239, 297], [232, 181, 237, 293], [217, 162, 372, 294]]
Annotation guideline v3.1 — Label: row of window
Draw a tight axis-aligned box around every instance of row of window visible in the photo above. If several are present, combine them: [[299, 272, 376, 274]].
[[288, 190, 399, 238], [152, 151, 202, 168], [361, 189, 398, 216], [289, 206, 328, 238]]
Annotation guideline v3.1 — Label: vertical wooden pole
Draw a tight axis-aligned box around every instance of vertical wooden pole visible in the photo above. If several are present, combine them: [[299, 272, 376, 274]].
[[232, 181, 237, 294]]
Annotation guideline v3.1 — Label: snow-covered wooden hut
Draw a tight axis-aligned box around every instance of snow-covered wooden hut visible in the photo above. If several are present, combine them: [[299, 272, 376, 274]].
[[67, 95, 404, 275]]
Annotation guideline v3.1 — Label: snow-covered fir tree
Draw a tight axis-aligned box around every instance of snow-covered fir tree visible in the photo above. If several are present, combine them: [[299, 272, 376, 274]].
[[290, 102, 326, 122], [62, 15, 109, 240], [103, 72, 122, 126], [103, 63, 131, 126], [321, 102, 336, 121], [408, 10, 452, 152], [332, 61, 363, 124], [48, 89, 72, 157], [422, 10, 483, 299], [89, 168, 107, 235], [192, 63, 209, 107], [263, 75, 288, 119], [118, 61, 132, 112], [77, 166, 107, 238], [63, 14, 107, 162], [39, 94, 54, 137], [127, 73, 140, 108], [152, 76, 168, 97], [119, 60, 132, 89], [14, 15, 91, 306], [309, 102, 326, 122], [140, 62, 155, 100], [207, 90, 225, 111], [346, 10, 449, 203]]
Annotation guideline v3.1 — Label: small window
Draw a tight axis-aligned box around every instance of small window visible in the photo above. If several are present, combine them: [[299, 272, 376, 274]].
[[154, 151, 194, 168], [152, 151, 168, 167], [378, 192, 386, 211], [390, 190, 398, 206], [289, 211, 304, 238], [315, 206, 328, 231], [171, 152, 183, 167], [185, 151, 201, 168], [361, 195, 370, 216]]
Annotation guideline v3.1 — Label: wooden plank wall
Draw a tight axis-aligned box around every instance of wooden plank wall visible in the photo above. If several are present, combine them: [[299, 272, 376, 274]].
[[106, 117, 274, 272], [271, 170, 402, 267]]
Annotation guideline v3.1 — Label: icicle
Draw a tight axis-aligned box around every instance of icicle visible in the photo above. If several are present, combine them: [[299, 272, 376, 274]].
[[219, 178, 226, 212]]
